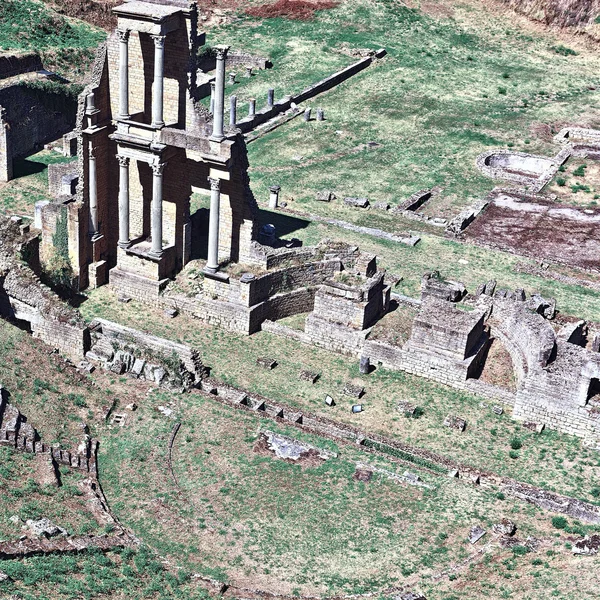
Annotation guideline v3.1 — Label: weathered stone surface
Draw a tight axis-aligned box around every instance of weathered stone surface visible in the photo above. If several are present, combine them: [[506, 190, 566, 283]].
[[354, 467, 373, 482], [492, 519, 517, 537], [573, 535, 600, 555], [397, 401, 417, 416], [299, 370, 319, 383], [260, 430, 337, 461], [316, 190, 336, 202], [324, 395, 335, 406], [344, 197, 369, 209], [493, 405, 504, 415], [256, 357, 277, 370], [359, 355, 371, 374], [26, 518, 67, 539], [468, 525, 486, 544], [444, 415, 467, 432], [343, 383, 364, 398]]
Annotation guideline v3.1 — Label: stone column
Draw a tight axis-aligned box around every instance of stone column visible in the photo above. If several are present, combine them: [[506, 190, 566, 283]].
[[248, 98, 256, 117], [205, 177, 221, 273], [151, 35, 166, 128], [117, 155, 130, 248], [229, 95, 237, 126], [316, 107, 325, 121], [88, 145, 99, 239], [303, 107, 312, 122], [209, 81, 215, 114], [267, 88, 274, 108], [210, 45, 229, 142], [151, 162, 165, 257], [117, 29, 130, 120], [269, 185, 280, 209]]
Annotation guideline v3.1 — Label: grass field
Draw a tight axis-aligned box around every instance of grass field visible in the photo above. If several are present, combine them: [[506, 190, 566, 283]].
[[2, 0, 600, 597], [79, 286, 600, 506], [207, 0, 600, 216], [0, 0, 104, 78], [97, 382, 600, 599]]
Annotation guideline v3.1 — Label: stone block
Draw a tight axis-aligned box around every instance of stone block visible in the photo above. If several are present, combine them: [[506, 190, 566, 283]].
[[343, 383, 364, 398], [444, 415, 466, 432], [572, 535, 600, 555], [316, 190, 336, 202], [256, 357, 277, 370], [299, 370, 319, 383], [344, 197, 369, 208], [468, 525, 486, 544], [493, 519, 517, 537]]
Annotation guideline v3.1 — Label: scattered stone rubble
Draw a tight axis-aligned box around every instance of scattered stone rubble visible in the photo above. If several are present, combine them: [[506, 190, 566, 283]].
[[572, 535, 600, 555]]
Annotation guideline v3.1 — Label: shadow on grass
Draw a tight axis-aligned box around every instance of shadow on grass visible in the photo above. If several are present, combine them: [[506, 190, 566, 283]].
[[11, 158, 47, 180], [258, 209, 311, 238]]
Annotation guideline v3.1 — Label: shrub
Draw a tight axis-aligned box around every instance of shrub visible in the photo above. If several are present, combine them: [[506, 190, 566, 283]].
[[556, 177, 566, 187], [591, 487, 600, 498], [573, 164, 587, 177], [512, 545, 530, 557], [551, 516, 568, 529], [496, 492, 506, 500], [509, 450, 519, 459], [552, 45, 578, 56], [498, 87, 507, 95], [510, 437, 522, 450]]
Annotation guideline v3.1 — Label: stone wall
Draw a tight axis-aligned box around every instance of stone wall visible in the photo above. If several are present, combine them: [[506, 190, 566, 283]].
[[0, 82, 78, 163]]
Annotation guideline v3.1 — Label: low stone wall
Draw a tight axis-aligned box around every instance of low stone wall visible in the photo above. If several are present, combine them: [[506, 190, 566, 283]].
[[235, 52, 384, 134], [0, 386, 98, 477], [89, 318, 205, 379], [48, 161, 78, 198], [196, 378, 600, 523]]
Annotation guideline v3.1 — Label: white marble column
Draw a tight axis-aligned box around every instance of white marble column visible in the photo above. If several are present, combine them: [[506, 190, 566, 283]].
[[205, 177, 221, 273], [229, 95, 237, 126], [151, 162, 165, 257], [210, 45, 229, 142], [117, 155, 130, 248], [88, 145, 99, 239], [209, 81, 215, 114], [117, 29, 130, 120], [151, 35, 166, 128]]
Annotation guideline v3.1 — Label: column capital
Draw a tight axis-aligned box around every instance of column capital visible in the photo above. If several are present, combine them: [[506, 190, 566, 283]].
[[152, 162, 166, 176], [208, 176, 221, 191], [116, 28, 130, 43], [213, 45, 230, 60], [116, 155, 130, 167], [151, 34, 166, 48]]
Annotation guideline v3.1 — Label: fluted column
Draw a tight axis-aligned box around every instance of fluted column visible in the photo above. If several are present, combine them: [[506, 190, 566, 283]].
[[205, 177, 221, 273], [151, 35, 166, 128], [210, 45, 229, 142], [117, 155, 130, 248], [88, 145, 99, 239], [117, 29, 130, 120], [151, 162, 165, 257]]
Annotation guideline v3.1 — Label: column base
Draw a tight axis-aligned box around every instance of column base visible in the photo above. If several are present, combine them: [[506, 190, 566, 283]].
[[152, 121, 165, 129], [148, 249, 164, 260], [209, 134, 225, 143], [203, 265, 219, 275], [118, 114, 131, 121], [118, 240, 132, 249]]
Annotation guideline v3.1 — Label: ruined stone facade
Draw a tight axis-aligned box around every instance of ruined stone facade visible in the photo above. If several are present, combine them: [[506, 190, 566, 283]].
[[40, 0, 260, 293]]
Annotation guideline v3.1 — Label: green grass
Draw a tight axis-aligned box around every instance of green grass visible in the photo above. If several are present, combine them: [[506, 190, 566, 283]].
[[0, 0, 105, 77], [0, 150, 76, 217], [205, 0, 600, 217]]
